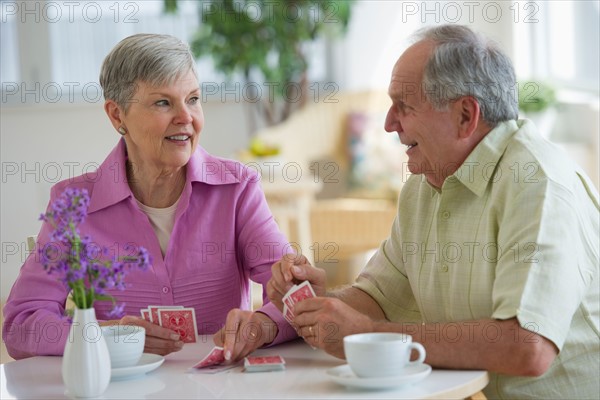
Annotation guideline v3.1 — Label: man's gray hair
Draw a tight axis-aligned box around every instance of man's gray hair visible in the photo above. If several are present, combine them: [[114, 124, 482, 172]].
[[412, 25, 518, 126], [99, 33, 197, 110]]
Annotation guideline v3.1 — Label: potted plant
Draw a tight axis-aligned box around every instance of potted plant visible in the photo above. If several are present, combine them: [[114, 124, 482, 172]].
[[39, 188, 151, 397], [518, 80, 558, 138], [164, 0, 354, 133]]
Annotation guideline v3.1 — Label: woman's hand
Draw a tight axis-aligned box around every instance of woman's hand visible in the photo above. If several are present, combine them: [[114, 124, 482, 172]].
[[212, 310, 278, 362], [101, 315, 184, 356]]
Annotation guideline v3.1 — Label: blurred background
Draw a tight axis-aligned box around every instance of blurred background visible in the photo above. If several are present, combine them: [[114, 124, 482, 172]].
[[1, 1, 599, 349]]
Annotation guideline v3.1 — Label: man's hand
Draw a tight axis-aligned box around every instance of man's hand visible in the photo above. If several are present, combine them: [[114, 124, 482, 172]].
[[267, 254, 327, 312], [102, 315, 184, 356], [212, 309, 278, 362], [293, 297, 375, 359]]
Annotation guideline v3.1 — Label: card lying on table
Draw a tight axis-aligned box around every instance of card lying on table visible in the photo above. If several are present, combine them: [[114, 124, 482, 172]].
[[140, 305, 198, 343], [282, 281, 316, 324], [189, 346, 239, 374], [192, 346, 226, 369], [244, 355, 286, 372]]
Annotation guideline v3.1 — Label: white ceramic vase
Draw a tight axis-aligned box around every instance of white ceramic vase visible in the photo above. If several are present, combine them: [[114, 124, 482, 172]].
[[62, 308, 111, 398]]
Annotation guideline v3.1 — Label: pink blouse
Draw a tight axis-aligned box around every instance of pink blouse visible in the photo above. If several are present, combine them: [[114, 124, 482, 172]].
[[2, 139, 297, 359]]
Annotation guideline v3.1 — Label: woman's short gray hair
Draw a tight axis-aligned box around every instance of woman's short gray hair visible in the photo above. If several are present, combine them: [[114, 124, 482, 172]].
[[412, 25, 518, 126], [99, 33, 197, 110]]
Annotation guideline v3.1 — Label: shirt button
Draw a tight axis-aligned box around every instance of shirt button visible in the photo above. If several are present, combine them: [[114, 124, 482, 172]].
[[442, 211, 451, 219], [441, 264, 449, 272], [162, 287, 170, 294]]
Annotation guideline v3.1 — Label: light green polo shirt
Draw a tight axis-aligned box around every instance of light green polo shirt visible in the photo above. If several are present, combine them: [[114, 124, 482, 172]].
[[354, 120, 599, 399]]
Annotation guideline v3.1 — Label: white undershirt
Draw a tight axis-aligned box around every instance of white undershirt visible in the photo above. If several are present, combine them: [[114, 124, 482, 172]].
[[136, 197, 180, 257]]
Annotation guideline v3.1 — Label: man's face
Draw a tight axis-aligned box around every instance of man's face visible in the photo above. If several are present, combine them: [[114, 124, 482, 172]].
[[384, 41, 461, 187]]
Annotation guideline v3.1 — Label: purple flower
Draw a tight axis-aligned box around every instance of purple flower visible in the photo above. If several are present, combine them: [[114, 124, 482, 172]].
[[107, 303, 126, 319], [40, 188, 150, 312]]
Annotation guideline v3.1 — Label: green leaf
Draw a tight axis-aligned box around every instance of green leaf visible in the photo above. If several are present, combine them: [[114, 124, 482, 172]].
[[163, 0, 178, 14], [518, 81, 557, 114], [94, 294, 116, 302], [173, 0, 355, 103]]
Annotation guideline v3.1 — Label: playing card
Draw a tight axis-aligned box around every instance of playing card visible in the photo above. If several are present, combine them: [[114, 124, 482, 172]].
[[244, 355, 286, 372], [158, 308, 198, 343], [288, 280, 316, 303], [282, 288, 296, 310], [192, 346, 225, 369], [283, 304, 295, 324], [140, 309, 151, 321], [148, 305, 183, 324], [282, 281, 316, 317], [246, 355, 285, 365], [188, 363, 239, 374]]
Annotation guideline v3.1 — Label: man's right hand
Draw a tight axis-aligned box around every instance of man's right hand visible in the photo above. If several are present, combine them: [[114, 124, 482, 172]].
[[267, 254, 327, 312]]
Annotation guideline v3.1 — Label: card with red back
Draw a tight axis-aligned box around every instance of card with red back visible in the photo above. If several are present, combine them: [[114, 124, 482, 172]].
[[192, 346, 225, 369], [246, 355, 285, 365], [148, 305, 183, 324], [289, 280, 316, 303], [283, 304, 295, 324], [282, 293, 295, 311], [244, 355, 285, 372], [188, 363, 239, 374], [140, 309, 151, 321], [282, 280, 316, 312], [158, 308, 198, 343], [282, 285, 296, 310]]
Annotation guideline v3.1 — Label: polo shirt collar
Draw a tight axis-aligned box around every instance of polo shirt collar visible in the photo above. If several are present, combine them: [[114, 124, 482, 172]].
[[445, 119, 521, 197]]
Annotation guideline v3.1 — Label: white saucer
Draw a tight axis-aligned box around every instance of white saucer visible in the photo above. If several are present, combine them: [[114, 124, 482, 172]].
[[111, 353, 164, 381], [327, 363, 432, 390]]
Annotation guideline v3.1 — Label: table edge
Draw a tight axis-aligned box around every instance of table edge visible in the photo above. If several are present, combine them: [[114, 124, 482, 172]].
[[425, 371, 489, 400]]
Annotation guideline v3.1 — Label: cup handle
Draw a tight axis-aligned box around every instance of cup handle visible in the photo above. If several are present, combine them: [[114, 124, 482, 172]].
[[408, 342, 426, 365]]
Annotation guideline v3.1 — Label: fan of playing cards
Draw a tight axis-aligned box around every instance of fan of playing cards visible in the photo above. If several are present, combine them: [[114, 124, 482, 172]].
[[141, 305, 198, 343]]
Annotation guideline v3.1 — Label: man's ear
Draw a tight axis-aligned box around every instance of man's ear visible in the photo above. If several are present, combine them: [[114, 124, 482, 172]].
[[454, 96, 480, 139], [104, 100, 125, 132]]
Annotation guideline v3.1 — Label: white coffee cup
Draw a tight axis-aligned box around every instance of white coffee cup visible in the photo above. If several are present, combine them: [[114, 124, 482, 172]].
[[343, 333, 426, 378], [101, 325, 146, 369]]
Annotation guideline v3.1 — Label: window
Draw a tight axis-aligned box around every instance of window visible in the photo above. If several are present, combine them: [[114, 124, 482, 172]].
[[513, 0, 599, 92], [1, 0, 328, 106], [1, 1, 209, 105], [0, 1, 20, 83]]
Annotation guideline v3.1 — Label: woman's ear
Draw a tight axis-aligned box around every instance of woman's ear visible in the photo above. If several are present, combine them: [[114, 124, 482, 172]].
[[104, 100, 125, 132], [454, 96, 480, 139]]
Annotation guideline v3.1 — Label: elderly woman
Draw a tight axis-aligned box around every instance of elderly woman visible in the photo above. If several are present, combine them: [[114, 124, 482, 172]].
[[2, 34, 295, 361]]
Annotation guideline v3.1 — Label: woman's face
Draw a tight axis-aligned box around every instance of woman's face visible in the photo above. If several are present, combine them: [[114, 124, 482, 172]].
[[120, 70, 204, 173]]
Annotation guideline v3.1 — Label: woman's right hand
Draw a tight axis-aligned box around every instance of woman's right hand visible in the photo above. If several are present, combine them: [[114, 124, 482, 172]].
[[102, 316, 184, 356], [267, 254, 328, 312]]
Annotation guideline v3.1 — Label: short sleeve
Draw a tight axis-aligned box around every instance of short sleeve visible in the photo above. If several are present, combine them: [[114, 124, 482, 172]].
[[353, 216, 422, 323], [492, 175, 598, 350]]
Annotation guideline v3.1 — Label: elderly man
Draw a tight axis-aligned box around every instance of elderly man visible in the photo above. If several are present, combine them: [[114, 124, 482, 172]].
[[268, 25, 599, 399]]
